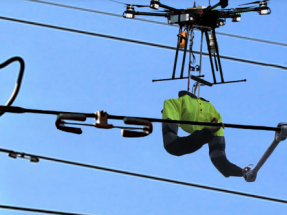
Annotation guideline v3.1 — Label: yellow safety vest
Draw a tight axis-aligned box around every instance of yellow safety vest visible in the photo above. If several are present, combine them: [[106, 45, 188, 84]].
[[162, 92, 224, 136]]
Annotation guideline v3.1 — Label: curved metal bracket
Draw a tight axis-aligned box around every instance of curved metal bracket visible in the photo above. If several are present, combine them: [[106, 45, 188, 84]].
[[121, 118, 153, 138], [55, 114, 87, 134], [0, 56, 25, 117]]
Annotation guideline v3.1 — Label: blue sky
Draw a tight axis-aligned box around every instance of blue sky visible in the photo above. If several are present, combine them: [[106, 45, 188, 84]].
[[0, 0, 287, 214]]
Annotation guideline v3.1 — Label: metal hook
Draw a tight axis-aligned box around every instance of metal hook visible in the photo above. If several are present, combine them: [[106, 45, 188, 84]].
[[0, 57, 25, 117], [55, 114, 87, 134]]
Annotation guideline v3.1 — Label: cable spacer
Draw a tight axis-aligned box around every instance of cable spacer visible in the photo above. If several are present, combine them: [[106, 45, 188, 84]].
[[94, 111, 113, 129]]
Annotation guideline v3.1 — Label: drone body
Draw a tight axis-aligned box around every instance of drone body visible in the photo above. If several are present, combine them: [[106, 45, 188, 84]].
[[113, 0, 271, 88], [123, 0, 270, 28]]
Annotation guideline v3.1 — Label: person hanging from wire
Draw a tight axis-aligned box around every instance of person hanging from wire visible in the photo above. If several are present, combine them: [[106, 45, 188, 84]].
[[161, 90, 251, 178]]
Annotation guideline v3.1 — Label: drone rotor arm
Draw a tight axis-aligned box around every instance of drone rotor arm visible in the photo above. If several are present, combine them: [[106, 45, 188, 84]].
[[134, 5, 150, 8], [157, 2, 180, 12], [233, 6, 270, 14], [239, 0, 270, 6], [134, 11, 169, 17]]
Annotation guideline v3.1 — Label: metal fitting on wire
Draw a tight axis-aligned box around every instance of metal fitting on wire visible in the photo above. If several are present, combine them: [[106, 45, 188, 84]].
[[8, 152, 39, 163]]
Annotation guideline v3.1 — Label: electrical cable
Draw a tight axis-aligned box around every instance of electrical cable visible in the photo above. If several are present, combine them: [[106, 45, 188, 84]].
[[0, 15, 286, 71], [189, 28, 196, 65], [22, 0, 287, 47], [0, 204, 97, 215], [1, 147, 287, 204]]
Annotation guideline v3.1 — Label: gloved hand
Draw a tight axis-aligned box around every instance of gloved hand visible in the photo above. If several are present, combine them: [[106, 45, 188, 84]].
[[206, 118, 224, 133]]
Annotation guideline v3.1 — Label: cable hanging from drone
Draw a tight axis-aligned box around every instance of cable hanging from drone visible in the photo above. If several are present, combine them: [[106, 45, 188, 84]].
[[0, 56, 25, 118], [187, 27, 199, 92]]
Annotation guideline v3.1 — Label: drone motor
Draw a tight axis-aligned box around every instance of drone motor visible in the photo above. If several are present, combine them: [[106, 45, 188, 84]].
[[150, 0, 160, 10], [232, 14, 241, 22], [217, 18, 226, 26], [123, 5, 135, 18], [259, 7, 269, 15]]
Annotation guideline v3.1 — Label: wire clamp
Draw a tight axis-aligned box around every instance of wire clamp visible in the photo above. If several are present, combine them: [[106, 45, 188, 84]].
[[8, 151, 39, 163], [95, 111, 114, 129]]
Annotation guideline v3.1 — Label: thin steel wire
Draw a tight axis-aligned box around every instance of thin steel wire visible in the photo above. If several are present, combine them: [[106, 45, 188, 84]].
[[0, 204, 96, 215], [22, 0, 287, 47], [0, 16, 286, 70], [0, 147, 287, 204]]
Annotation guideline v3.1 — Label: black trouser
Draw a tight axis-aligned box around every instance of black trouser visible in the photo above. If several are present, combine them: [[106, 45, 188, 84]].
[[162, 120, 244, 177]]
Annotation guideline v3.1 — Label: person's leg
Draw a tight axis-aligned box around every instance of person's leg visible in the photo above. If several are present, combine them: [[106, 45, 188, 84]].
[[162, 119, 215, 156], [208, 136, 244, 177]]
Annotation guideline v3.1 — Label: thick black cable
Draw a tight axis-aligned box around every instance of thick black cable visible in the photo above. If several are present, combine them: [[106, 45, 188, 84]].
[[0, 57, 25, 117], [0, 15, 286, 70], [22, 0, 287, 47], [0, 105, 281, 132], [1, 147, 287, 204], [0, 204, 96, 215]]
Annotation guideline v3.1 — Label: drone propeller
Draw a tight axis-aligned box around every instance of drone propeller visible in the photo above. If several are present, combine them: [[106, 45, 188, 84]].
[[237, 6, 257, 10], [155, 9, 170, 12], [109, 0, 150, 8], [217, 8, 233, 11], [239, 0, 270, 6]]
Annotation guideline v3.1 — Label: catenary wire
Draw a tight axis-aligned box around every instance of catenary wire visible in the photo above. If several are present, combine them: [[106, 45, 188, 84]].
[[1, 147, 287, 204], [22, 0, 287, 47], [0, 15, 286, 70], [0, 204, 97, 215]]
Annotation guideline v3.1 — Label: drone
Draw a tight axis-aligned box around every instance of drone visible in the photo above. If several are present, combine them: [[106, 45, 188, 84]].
[[112, 0, 271, 88]]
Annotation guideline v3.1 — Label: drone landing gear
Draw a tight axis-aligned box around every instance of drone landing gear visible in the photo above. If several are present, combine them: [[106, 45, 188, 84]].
[[244, 123, 287, 182], [172, 25, 190, 80], [205, 28, 246, 85], [189, 75, 212, 87], [153, 26, 247, 86], [152, 25, 204, 83]]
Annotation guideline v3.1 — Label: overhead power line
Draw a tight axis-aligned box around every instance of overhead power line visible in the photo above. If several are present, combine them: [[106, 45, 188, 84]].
[[0, 204, 96, 215], [0, 15, 286, 71], [1, 147, 287, 204], [22, 0, 287, 47]]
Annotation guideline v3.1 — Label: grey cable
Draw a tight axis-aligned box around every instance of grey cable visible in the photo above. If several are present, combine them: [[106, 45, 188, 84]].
[[0, 15, 286, 71], [22, 0, 287, 47], [0, 204, 97, 215], [1, 147, 287, 204]]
